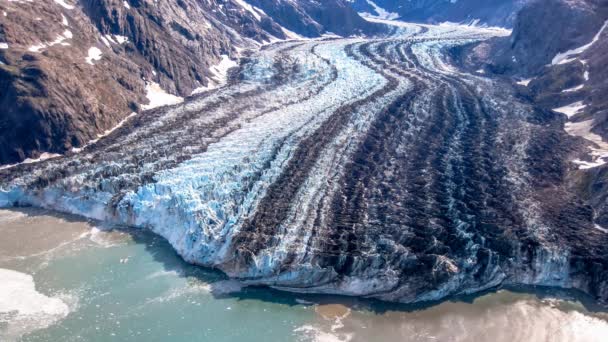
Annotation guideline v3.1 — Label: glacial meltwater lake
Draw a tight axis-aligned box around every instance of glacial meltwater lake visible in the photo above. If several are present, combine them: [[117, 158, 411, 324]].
[[1, 208, 608, 342]]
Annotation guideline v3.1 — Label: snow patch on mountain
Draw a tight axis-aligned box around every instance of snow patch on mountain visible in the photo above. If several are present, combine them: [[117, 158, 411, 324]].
[[517, 78, 533, 86], [191, 55, 238, 94], [142, 82, 184, 110], [85, 47, 102, 65], [552, 20, 608, 65], [565, 119, 608, 170], [28, 30, 73, 52], [359, 0, 399, 20], [234, 0, 264, 21], [53, 0, 74, 10], [553, 101, 586, 118]]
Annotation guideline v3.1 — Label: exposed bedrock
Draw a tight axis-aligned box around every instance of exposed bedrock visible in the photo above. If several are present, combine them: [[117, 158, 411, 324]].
[[1, 23, 607, 305]]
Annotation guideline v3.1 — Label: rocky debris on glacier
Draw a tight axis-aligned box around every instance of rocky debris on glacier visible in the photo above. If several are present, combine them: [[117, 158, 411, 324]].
[[1, 22, 607, 306]]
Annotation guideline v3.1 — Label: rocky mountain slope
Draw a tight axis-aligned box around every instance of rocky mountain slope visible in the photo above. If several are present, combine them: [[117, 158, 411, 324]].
[[0, 0, 381, 165], [349, 0, 530, 27], [458, 0, 608, 226]]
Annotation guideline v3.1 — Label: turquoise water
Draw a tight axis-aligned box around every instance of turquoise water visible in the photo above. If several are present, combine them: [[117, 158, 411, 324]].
[[2, 208, 608, 342]]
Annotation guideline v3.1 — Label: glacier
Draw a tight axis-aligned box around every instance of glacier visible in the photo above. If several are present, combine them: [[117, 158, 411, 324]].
[[2, 21, 608, 305]]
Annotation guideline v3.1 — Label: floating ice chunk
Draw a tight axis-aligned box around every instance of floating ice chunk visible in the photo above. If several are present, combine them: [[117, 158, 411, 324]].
[[85, 47, 102, 65], [0, 268, 70, 340], [123, 1, 130, 9], [0, 42, 8, 49], [142, 82, 184, 110]]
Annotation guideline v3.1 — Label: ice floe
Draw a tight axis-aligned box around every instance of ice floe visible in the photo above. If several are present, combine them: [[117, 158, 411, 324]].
[[0, 268, 70, 340]]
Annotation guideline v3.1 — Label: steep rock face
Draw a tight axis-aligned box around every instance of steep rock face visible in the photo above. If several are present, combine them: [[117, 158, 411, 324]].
[[0, 0, 383, 165], [349, 0, 530, 27]]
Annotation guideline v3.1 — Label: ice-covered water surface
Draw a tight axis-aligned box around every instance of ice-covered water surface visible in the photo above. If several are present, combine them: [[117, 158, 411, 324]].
[[1, 22, 608, 305]]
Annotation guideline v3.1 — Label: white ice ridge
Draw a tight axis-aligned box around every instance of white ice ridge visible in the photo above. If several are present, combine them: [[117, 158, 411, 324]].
[[0, 268, 70, 340], [142, 82, 184, 110], [363, 16, 511, 38], [552, 20, 608, 65]]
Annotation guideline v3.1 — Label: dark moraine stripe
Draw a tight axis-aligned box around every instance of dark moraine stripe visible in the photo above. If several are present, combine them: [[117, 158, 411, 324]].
[[232, 41, 402, 265], [0, 43, 339, 209]]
